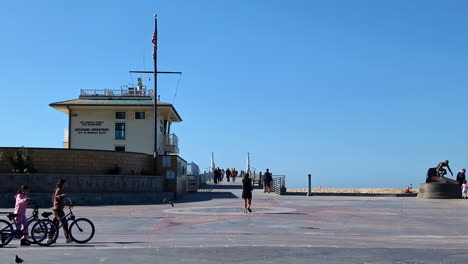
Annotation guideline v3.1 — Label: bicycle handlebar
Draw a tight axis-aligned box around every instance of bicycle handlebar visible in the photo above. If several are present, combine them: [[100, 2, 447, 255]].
[[64, 197, 75, 207]]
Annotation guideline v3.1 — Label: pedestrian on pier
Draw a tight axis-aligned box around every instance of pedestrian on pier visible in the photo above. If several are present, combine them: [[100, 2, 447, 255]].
[[232, 168, 237, 182], [457, 169, 466, 187], [462, 180, 468, 198], [264, 168, 273, 193], [242, 173, 253, 213], [226, 168, 231, 182], [214, 168, 220, 184]]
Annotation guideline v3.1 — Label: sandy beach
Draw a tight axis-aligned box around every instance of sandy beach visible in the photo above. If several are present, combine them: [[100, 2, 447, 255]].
[[288, 188, 417, 194]]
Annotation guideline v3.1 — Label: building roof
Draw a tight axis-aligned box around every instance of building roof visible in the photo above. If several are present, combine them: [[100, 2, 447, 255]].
[[50, 98, 182, 122]]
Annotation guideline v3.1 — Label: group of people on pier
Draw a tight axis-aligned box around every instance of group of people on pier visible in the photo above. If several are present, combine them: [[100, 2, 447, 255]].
[[213, 168, 243, 184], [212, 167, 274, 213]]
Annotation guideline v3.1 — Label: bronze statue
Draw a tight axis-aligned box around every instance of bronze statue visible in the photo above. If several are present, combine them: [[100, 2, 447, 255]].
[[436, 160, 453, 177], [426, 160, 458, 184]]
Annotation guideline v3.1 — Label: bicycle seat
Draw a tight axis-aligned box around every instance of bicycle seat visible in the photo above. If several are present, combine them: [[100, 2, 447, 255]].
[[7, 213, 18, 221], [41, 212, 53, 218]]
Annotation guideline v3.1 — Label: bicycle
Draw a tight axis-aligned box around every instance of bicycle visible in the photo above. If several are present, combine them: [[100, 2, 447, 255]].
[[40, 197, 95, 244], [0, 201, 58, 247]]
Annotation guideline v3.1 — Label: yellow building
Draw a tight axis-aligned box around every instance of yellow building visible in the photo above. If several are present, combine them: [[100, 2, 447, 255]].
[[50, 83, 182, 155]]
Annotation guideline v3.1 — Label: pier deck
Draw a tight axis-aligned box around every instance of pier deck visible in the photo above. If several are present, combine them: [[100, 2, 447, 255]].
[[1, 181, 468, 263]]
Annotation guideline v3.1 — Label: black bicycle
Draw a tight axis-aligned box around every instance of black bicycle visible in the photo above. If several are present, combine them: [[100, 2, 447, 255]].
[[40, 197, 95, 244], [0, 201, 58, 247]]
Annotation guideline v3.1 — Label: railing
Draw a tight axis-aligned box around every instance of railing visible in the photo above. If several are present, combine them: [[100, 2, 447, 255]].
[[164, 134, 179, 154], [271, 175, 286, 195], [80, 88, 154, 97], [199, 172, 213, 185]]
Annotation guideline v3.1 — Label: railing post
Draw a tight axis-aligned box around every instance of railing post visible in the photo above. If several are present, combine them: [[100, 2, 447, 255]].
[[307, 174, 311, 196]]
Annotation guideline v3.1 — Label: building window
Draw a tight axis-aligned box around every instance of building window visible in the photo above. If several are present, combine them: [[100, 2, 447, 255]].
[[115, 146, 125, 152], [115, 123, 125, 140], [115, 112, 126, 119], [135, 112, 145, 119]]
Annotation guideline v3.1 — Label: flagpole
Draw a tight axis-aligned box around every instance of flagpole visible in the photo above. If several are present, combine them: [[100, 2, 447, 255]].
[[153, 14, 158, 176]]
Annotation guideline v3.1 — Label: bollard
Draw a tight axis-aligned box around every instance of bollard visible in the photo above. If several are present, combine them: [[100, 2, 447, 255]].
[[307, 174, 311, 196]]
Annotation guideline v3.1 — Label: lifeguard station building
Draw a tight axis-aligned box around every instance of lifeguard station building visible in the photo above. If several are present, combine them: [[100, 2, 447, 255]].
[[49, 79, 182, 156]]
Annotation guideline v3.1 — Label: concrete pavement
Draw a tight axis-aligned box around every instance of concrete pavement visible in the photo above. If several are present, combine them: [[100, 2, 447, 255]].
[[2, 181, 468, 263]]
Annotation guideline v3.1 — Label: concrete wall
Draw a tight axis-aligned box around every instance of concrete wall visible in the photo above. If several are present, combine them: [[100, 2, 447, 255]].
[[0, 173, 166, 208], [0, 174, 164, 193], [69, 107, 162, 155], [156, 155, 187, 199], [0, 147, 153, 175], [0, 148, 188, 205], [0, 192, 173, 208]]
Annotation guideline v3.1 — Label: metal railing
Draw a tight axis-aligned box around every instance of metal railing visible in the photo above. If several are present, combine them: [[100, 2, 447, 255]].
[[271, 175, 286, 195], [164, 134, 179, 154], [80, 88, 154, 97]]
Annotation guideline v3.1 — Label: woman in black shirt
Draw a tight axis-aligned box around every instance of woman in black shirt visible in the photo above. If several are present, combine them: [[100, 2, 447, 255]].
[[242, 173, 253, 213]]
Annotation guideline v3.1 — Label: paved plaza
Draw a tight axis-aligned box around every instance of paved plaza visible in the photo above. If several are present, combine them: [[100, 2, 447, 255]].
[[2, 182, 468, 263]]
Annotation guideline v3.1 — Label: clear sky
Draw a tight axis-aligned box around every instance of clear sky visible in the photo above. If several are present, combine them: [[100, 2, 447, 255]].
[[1, 0, 467, 189]]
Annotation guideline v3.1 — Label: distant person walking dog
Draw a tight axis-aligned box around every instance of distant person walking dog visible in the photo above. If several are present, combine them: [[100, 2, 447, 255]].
[[264, 169, 273, 193], [242, 173, 253, 213]]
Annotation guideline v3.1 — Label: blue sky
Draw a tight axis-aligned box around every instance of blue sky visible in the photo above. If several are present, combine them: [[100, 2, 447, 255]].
[[1, 0, 468, 189]]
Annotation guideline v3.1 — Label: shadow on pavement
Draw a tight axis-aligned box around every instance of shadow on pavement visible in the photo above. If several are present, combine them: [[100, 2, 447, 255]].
[[177, 191, 239, 203]]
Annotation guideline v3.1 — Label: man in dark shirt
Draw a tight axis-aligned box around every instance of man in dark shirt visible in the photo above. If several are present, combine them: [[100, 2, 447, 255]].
[[226, 168, 231, 182], [457, 168, 466, 187], [264, 169, 273, 193]]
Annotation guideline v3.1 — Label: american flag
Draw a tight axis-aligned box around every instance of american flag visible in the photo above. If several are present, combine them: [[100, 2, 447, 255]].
[[152, 30, 157, 59]]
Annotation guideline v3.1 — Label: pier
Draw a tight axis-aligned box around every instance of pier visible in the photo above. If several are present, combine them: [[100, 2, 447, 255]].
[[2, 180, 468, 263]]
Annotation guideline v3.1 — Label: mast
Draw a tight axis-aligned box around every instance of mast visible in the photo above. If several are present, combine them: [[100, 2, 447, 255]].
[[153, 14, 158, 175], [131, 15, 181, 175]]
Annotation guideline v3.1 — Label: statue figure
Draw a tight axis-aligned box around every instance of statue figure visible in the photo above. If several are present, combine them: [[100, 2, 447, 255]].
[[426, 160, 458, 184], [436, 160, 453, 177]]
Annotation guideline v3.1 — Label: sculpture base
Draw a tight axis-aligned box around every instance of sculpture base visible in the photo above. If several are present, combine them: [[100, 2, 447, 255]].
[[418, 183, 461, 199]]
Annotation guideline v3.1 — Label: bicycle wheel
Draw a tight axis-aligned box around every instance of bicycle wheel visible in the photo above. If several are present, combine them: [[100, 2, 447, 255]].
[[31, 219, 58, 246], [69, 218, 95, 243], [24, 219, 38, 244], [0, 219, 13, 247]]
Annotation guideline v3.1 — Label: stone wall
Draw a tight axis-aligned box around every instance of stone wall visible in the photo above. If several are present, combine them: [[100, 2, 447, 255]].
[[0, 147, 153, 175], [0, 148, 188, 206], [0, 174, 164, 193], [0, 192, 174, 208], [0, 174, 166, 207]]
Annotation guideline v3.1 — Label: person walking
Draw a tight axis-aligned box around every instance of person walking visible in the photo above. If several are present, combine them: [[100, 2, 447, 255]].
[[221, 169, 225, 182], [14, 185, 31, 246], [242, 173, 253, 213], [462, 180, 468, 198], [232, 168, 237, 182], [226, 168, 231, 182], [264, 168, 273, 193], [457, 169, 466, 187], [214, 168, 219, 184], [50, 179, 72, 243]]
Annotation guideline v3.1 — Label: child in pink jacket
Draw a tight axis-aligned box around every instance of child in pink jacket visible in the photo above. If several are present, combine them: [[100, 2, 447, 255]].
[[14, 185, 31, 246]]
